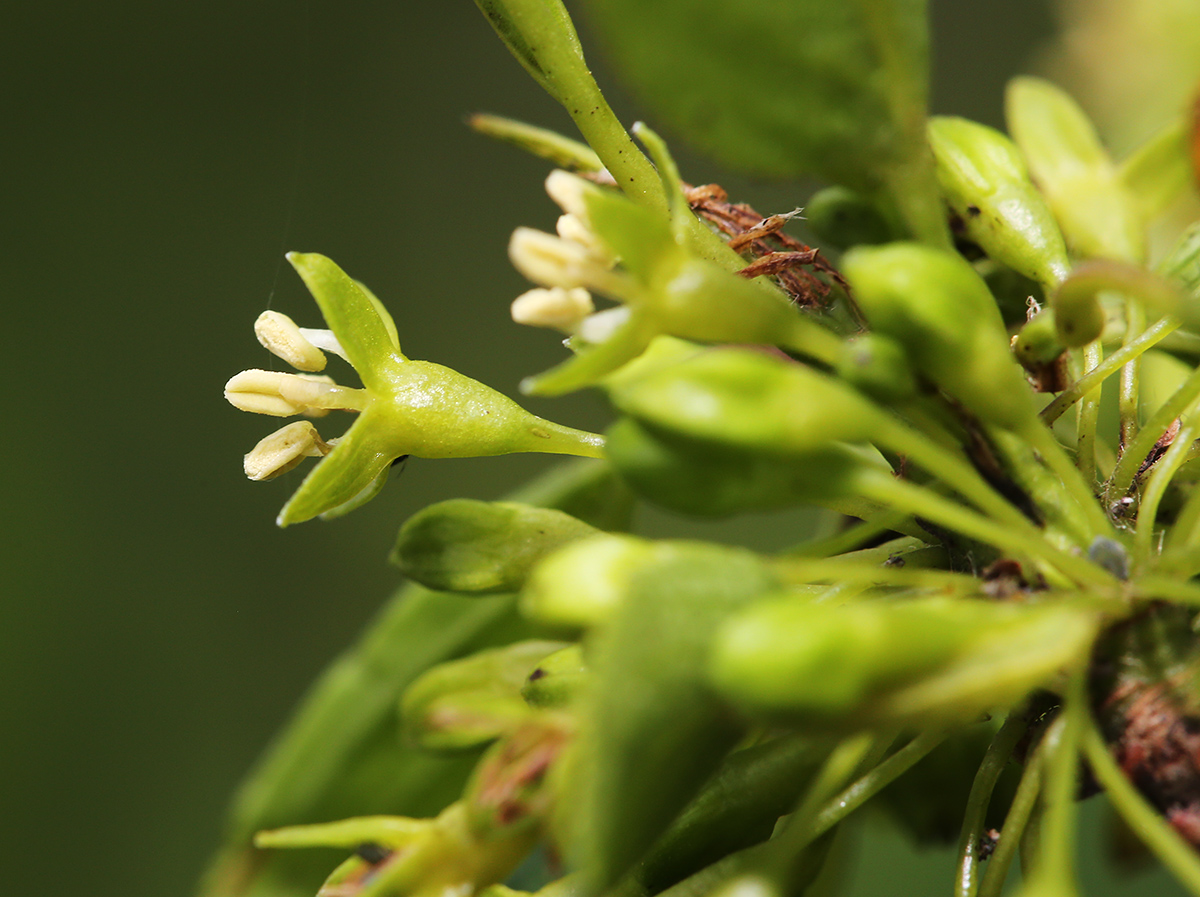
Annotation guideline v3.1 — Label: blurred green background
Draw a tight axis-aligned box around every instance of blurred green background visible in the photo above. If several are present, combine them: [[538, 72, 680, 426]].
[[1, 1, 1185, 895]]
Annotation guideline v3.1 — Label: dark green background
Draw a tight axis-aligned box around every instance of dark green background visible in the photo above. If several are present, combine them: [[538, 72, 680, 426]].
[[1, 2, 1181, 895]]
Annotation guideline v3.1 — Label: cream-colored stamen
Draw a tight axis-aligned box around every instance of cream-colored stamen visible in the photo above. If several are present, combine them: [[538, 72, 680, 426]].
[[509, 227, 620, 293], [545, 169, 591, 221], [224, 369, 340, 417], [255, 311, 327, 372], [555, 214, 613, 263], [511, 287, 595, 332], [243, 421, 332, 481]]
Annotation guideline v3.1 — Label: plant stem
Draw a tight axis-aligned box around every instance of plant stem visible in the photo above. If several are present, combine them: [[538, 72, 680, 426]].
[[809, 729, 947, 840], [857, 470, 1115, 589], [1041, 316, 1180, 425], [1108, 361, 1200, 500], [881, 418, 1046, 535], [769, 557, 975, 592], [953, 713, 1028, 897], [785, 518, 913, 558], [976, 719, 1053, 897], [1120, 300, 1147, 451], [1082, 721, 1200, 896], [1021, 421, 1113, 538], [1135, 424, 1196, 564], [1033, 671, 1085, 890], [1075, 342, 1103, 486]]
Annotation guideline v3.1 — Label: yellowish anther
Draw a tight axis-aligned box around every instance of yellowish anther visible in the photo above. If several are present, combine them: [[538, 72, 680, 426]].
[[224, 369, 339, 417], [545, 169, 591, 220], [509, 227, 612, 291], [244, 421, 332, 481], [556, 214, 613, 263], [254, 311, 327, 372], [511, 287, 595, 332]]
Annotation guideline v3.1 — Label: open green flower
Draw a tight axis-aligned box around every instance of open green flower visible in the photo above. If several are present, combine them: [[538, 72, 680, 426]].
[[507, 125, 842, 395], [225, 252, 604, 526]]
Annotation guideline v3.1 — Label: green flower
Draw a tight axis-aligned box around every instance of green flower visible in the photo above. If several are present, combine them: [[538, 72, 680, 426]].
[[225, 252, 604, 526], [506, 125, 842, 395]]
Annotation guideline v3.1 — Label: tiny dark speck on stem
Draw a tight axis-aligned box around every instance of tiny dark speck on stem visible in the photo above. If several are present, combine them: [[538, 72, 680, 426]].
[[966, 205, 981, 217], [529, 668, 546, 681]]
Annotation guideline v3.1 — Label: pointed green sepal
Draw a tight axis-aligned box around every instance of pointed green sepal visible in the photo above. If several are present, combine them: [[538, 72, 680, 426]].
[[254, 816, 427, 851], [277, 412, 394, 527], [522, 317, 654, 396], [286, 252, 406, 384]]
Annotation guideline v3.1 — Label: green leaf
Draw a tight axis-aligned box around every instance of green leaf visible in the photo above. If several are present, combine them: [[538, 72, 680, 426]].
[[565, 542, 779, 890], [580, 0, 948, 245]]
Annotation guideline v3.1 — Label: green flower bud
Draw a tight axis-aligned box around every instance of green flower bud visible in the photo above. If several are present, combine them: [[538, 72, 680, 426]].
[[803, 185, 895, 250], [1006, 77, 1143, 263], [1012, 309, 1065, 367], [608, 348, 882, 456], [399, 641, 566, 751], [521, 644, 587, 709], [390, 499, 600, 594], [709, 596, 1097, 727], [835, 333, 918, 403], [842, 242, 1037, 430], [463, 717, 572, 836], [927, 115, 1070, 290], [603, 417, 866, 517], [520, 533, 654, 630]]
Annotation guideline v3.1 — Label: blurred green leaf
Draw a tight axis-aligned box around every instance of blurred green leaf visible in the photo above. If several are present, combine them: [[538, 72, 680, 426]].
[[565, 542, 778, 891], [580, 0, 948, 244]]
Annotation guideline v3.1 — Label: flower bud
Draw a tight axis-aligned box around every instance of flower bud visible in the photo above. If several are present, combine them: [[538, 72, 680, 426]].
[[1006, 77, 1143, 263], [520, 534, 653, 630], [400, 641, 565, 751], [1012, 309, 1065, 367], [254, 310, 327, 371], [390, 499, 600, 594], [835, 334, 918, 403], [608, 348, 881, 457], [802, 186, 895, 249], [521, 644, 586, 709], [842, 242, 1036, 430], [927, 115, 1070, 289], [709, 596, 1097, 726]]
